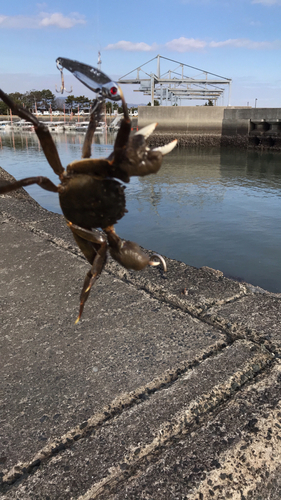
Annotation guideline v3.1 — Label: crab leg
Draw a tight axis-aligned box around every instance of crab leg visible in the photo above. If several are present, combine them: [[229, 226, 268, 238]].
[[0, 176, 59, 195], [0, 89, 64, 178], [104, 226, 167, 272], [75, 240, 107, 324], [81, 99, 103, 159], [66, 221, 108, 323], [67, 222, 105, 266], [67, 222, 105, 248], [112, 87, 131, 153]]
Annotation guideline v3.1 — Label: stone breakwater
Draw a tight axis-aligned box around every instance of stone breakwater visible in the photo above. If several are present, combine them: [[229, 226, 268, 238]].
[[148, 133, 248, 149], [140, 105, 281, 151], [148, 133, 221, 148], [148, 132, 281, 150]]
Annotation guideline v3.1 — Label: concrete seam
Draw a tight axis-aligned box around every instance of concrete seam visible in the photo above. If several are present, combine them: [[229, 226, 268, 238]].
[[73, 349, 274, 500], [186, 373, 281, 499], [1, 337, 236, 490], [200, 310, 281, 357]]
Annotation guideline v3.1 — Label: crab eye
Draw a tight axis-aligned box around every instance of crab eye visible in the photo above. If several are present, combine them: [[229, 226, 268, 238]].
[[110, 86, 118, 96]]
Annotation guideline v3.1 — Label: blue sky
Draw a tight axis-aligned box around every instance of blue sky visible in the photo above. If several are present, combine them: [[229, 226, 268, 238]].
[[1, 0, 281, 107]]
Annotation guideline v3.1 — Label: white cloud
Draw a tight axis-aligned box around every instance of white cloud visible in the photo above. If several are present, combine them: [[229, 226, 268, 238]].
[[165, 37, 207, 52], [39, 12, 85, 28], [105, 37, 206, 53], [104, 36, 281, 53], [0, 15, 32, 28], [0, 11, 86, 29], [104, 41, 158, 51], [209, 38, 281, 49]]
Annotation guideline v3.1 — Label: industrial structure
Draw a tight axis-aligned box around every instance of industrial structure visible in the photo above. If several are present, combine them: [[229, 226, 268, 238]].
[[118, 54, 232, 106]]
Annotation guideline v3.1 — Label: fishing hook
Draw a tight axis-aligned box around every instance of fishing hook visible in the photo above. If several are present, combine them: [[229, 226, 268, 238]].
[[56, 61, 73, 94]]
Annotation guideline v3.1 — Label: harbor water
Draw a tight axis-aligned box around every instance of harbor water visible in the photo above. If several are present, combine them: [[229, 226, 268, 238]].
[[1, 131, 281, 293]]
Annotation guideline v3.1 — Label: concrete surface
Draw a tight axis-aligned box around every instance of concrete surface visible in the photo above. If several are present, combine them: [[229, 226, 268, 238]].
[[139, 106, 281, 137], [139, 106, 281, 150], [222, 107, 281, 137], [139, 106, 226, 134], [1, 168, 281, 499]]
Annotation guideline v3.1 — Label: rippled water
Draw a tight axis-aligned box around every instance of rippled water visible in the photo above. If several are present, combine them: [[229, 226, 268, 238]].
[[1, 131, 281, 293]]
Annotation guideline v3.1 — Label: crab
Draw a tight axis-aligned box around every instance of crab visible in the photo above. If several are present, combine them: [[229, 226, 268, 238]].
[[0, 59, 177, 322]]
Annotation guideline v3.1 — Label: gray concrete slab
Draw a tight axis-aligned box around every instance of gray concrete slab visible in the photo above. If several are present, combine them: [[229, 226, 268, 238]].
[[109, 258, 247, 317], [107, 361, 281, 500], [0, 214, 226, 471], [0, 170, 281, 499], [2, 340, 273, 499], [205, 294, 281, 354]]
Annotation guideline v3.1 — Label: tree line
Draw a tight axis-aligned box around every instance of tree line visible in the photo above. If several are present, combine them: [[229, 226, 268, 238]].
[[0, 91, 213, 115], [0, 89, 126, 115], [0, 90, 57, 115]]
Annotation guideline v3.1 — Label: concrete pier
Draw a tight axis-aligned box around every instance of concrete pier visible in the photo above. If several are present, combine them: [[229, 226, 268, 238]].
[[1, 169, 281, 499], [139, 106, 281, 149]]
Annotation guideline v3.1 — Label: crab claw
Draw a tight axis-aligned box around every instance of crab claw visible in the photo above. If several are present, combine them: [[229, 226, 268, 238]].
[[136, 124, 177, 155], [112, 108, 177, 183], [135, 126, 177, 155], [135, 124, 177, 156], [149, 253, 167, 272], [135, 122, 158, 139], [152, 139, 178, 156]]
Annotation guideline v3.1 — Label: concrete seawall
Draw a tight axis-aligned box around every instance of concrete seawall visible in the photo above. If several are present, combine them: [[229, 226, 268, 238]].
[[139, 106, 226, 134], [139, 106, 281, 149], [1, 168, 281, 499]]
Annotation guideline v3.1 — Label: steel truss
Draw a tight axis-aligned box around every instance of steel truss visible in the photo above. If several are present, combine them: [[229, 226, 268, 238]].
[[118, 55, 232, 106]]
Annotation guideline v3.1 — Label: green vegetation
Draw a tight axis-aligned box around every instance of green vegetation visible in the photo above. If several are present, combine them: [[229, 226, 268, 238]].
[[147, 100, 160, 106], [105, 101, 122, 114], [0, 89, 57, 114], [0, 89, 133, 115], [0, 90, 96, 115], [64, 95, 92, 111]]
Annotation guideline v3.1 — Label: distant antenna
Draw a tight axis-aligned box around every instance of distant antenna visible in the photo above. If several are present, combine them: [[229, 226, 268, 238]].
[[97, 51, 102, 70]]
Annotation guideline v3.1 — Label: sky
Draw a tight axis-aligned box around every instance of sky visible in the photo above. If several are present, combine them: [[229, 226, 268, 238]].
[[0, 0, 281, 107]]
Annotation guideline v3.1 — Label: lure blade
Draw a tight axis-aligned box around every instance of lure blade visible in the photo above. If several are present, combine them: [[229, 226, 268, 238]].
[[56, 57, 121, 101]]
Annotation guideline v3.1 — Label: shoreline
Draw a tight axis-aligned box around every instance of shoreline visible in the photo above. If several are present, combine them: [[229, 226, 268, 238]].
[[2, 112, 281, 150], [148, 132, 281, 151]]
